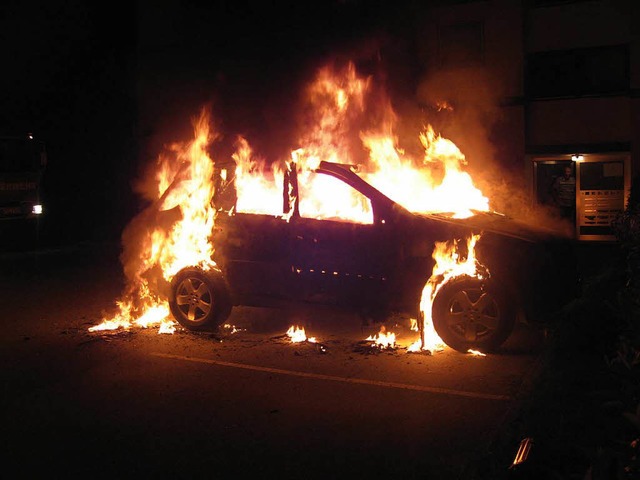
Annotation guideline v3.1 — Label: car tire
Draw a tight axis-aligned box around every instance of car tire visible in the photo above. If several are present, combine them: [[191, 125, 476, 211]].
[[169, 267, 232, 331], [432, 275, 515, 353]]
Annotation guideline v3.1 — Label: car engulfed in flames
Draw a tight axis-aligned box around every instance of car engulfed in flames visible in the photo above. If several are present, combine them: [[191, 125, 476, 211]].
[[90, 61, 577, 353], [165, 158, 573, 353]]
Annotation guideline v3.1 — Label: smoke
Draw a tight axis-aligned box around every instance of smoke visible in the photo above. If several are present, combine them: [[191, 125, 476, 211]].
[[417, 67, 502, 168], [416, 66, 570, 233]]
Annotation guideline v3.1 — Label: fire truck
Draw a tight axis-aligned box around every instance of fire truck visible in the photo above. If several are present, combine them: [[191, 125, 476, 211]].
[[0, 134, 46, 221]]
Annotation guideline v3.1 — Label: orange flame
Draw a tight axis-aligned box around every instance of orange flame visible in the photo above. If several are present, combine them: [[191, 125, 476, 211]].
[[222, 324, 245, 334], [155, 112, 217, 278], [233, 136, 284, 215], [467, 349, 487, 357], [409, 234, 484, 352], [230, 62, 489, 222], [366, 326, 397, 349], [90, 109, 217, 333], [286, 325, 317, 343], [436, 100, 454, 112], [362, 125, 489, 218]]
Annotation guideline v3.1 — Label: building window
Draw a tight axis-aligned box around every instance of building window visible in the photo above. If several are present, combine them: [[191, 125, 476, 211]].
[[526, 44, 629, 99], [438, 22, 484, 67]]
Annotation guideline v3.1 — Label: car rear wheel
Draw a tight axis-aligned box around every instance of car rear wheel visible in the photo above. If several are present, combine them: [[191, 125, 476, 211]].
[[169, 267, 232, 331], [432, 275, 515, 353]]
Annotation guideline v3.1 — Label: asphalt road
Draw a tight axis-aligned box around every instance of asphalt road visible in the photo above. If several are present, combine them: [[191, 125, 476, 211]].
[[0, 242, 544, 479]]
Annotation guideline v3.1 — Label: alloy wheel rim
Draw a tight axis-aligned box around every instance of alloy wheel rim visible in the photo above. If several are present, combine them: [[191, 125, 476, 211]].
[[175, 277, 213, 322], [445, 288, 500, 342]]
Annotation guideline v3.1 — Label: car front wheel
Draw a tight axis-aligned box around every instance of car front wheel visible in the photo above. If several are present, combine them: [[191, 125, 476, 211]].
[[169, 267, 232, 331], [432, 275, 515, 353]]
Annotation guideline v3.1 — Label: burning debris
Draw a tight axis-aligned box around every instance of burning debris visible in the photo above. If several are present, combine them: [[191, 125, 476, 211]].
[[158, 321, 177, 335], [286, 325, 317, 344], [352, 325, 409, 355], [467, 349, 487, 357], [366, 326, 397, 350], [222, 324, 246, 335], [273, 326, 328, 354]]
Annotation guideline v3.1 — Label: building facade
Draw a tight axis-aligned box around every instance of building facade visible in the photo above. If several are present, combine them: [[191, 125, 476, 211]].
[[419, 0, 639, 240]]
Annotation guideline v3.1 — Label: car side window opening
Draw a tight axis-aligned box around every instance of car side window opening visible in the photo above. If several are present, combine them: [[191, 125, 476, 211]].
[[213, 161, 375, 224], [297, 172, 374, 224]]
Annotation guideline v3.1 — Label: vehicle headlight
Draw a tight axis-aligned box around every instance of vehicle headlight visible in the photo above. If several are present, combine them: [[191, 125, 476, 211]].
[[32, 204, 43, 215]]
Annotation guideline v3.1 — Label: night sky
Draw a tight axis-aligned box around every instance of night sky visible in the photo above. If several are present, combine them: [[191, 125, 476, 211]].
[[1, 0, 427, 247]]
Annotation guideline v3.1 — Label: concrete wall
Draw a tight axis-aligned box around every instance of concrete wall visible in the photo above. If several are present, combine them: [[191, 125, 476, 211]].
[[526, 0, 631, 52], [527, 97, 632, 146]]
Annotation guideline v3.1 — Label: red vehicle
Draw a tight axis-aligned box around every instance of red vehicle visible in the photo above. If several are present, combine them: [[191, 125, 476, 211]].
[[168, 161, 577, 352]]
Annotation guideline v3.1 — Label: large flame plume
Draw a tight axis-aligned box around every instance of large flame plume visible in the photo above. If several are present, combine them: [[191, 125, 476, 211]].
[[91, 110, 217, 333], [230, 62, 489, 222]]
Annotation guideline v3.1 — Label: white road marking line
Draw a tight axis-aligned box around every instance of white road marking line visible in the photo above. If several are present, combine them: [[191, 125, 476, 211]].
[[151, 352, 511, 401]]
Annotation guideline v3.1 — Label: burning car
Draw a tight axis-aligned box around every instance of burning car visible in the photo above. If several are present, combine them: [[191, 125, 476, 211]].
[[93, 64, 578, 353], [167, 160, 577, 353]]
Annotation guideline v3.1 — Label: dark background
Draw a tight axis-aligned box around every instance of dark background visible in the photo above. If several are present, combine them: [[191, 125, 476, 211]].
[[0, 0, 432, 249]]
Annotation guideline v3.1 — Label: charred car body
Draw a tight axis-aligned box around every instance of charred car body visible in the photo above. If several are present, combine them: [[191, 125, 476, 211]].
[[168, 161, 578, 352]]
